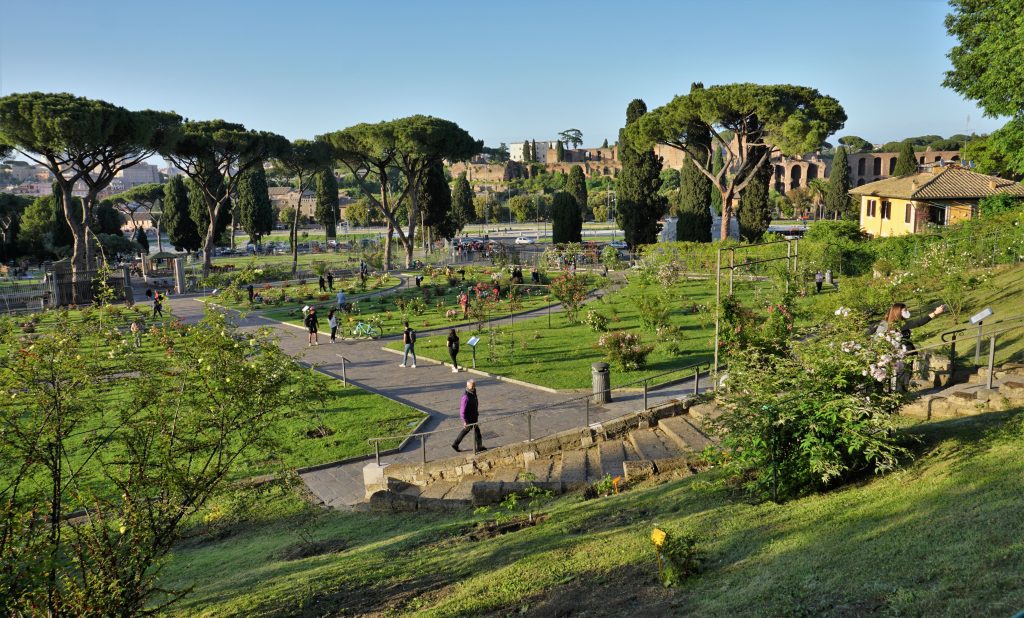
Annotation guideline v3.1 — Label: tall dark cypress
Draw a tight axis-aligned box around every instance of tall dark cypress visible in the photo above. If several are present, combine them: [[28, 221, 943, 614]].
[[237, 166, 274, 244], [893, 140, 918, 176], [676, 84, 713, 242], [737, 147, 773, 242], [615, 99, 667, 248], [551, 191, 582, 244], [566, 165, 588, 220], [314, 168, 340, 237], [163, 175, 202, 252], [825, 146, 852, 218]]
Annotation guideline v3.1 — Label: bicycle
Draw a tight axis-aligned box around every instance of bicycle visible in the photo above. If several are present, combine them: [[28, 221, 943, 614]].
[[351, 321, 381, 339]]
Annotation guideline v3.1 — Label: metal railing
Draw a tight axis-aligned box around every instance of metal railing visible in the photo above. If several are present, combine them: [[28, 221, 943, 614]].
[[365, 361, 711, 466], [915, 318, 1024, 391]]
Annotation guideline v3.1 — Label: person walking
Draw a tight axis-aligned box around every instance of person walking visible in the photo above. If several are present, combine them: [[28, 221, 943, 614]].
[[326, 271, 334, 291], [873, 302, 946, 390], [400, 320, 417, 368], [336, 288, 347, 312], [814, 270, 824, 294], [452, 379, 485, 453], [305, 306, 320, 346], [130, 319, 142, 348], [328, 309, 339, 343], [459, 290, 470, 319], [247, 283, 255, 302], [318, 275, 326, 292], [152, 291, 164, 318], [447, 328, 460, 372]]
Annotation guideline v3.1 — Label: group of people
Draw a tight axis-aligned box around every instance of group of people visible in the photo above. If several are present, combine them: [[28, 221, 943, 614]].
[[145, 288, 166, 317], [318, 272, 336, 292]]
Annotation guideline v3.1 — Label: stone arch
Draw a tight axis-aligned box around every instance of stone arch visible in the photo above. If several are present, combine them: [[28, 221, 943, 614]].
[[872, 157, 882, 176], [775, 165, 785, 181], [951, 155, 960, 161], [807, 163, 819, 181], [888, 157, 897, 175], [919, 156, 925, 164], [857, 158, 866, 175], [790, 164, 802, 189]]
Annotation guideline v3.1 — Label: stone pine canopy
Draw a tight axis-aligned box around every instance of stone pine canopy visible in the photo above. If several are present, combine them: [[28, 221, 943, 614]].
[[850, 165, 1024, 200]]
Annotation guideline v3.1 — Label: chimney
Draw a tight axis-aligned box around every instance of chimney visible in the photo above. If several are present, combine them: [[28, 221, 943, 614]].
[[989, 180, 998, 190], [911, 180, 919, 190]]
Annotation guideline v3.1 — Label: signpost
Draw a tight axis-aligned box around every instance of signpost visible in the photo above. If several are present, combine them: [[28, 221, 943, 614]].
[[466, 336, 480, 369]]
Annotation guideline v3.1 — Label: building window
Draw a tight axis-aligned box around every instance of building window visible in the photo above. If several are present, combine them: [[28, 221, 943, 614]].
[[905, 203, 912, 223], [867, 199, 877, 217], [881, 200, 891, 219]]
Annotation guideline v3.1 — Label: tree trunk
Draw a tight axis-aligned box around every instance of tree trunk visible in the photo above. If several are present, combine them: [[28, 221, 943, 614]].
[[156, 220, 163, 253], [203, 221, 216, 276], [383, 222, 393, 272], [230, 214, 236, 250], [291, 201, 300, 276], [60, 182, 89, 301], [719, 190, 734, 240]]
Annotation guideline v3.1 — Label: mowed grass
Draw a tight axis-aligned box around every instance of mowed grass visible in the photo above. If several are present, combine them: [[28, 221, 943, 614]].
[[159, 408, 1024, 617], [386, 275, 770, 390]]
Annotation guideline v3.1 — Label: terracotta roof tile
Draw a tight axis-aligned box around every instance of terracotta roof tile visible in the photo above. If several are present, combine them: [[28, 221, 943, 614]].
[[849, 166, 1024, 200]]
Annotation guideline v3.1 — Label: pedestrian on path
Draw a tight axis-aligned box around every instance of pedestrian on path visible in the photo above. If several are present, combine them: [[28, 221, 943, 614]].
[[400, 320, 417, 368], [326, 272, 334, 291], [459, 290, 470, 319], [247, 283, 255, 302], [130, 319, 142, 348], [305, 307, 320, 346], [452, 379, 484, 453], [815, 270, 824, 294], [152, 291, 163, 318], [328, 309, 339, 343], [447, 328, 460, 372], [319, 275, 327, 292]]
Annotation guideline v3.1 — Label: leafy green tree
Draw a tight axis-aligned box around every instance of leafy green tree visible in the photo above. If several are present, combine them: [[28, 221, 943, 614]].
[[658, 168, 681, 195], [566, 165, 588, 220], [978, 193, 1023, 216], [555, 140, 565, 162], [960, 128, 1024, 180], [94, 201, 124, 236], [451, 172, 474, 228], [237, 165, 274, 245], [314, 169, 339, 237], [559, 129, 583, 149], [944, 0, 1024, 119], [134, 226, 150, 254], [0, 92, 179, 281], [628, 83, 846, 240], [737, 149, 773, 241], [274, 140, 333, 274], [420, 160, 457, 243], [616, 99, 666, 248], [161, 119, 288, 273], [876, 141, 903, 153], [825, 146, 852, 218], [321, 116, 480, 268], [18, 193, 65, 257], [0, 193, 29, 260], [893, 140, 918, 176], [344, 198, 376, 227], [185, 172, 230, 244], [709, 147, 724, 215], [677, 89, 713, 242], [507, 194, 534, 223], [838, 136, 873, 153], [929, 138, 963, 151], [163, 175, 202, 253], [50, 183, 77, 251], [551, 191, 582, 244]]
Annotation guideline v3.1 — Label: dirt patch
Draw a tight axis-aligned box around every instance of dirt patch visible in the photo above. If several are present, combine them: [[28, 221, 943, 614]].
[[468, 515, 548, 542], [305, 425, 335, 439], [489, 563, 679, 618], [275, 538, 348, 561]]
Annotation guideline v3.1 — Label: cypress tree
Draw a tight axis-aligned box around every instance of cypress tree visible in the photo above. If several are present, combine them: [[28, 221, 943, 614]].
[[555, 140, 565, 163], [893, 139, 918, 176], [314, 168, 339, 237], [237, 166, 274, 244], [420, 160, 457, 241], [677, 84, 713, 242], [451, 172, 474, 228], [566, 165, 588, 220], [186, 170, 230, 246], [551, 191, 582, 244], [163, 175, 202, 252], [737, 148, 773, 242], [531, 140, 538, 163], [825, 146, 852, 218], [134, 226, 150, 254], [94, 201, 124, 236], [601, 138, 609, 148], [615, 99, 666, 248], [49, 182, 77, 250], [709, 147, 724, 216]]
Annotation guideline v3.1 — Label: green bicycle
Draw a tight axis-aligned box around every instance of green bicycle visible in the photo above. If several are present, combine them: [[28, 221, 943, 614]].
[[351, 321, 381, 339]]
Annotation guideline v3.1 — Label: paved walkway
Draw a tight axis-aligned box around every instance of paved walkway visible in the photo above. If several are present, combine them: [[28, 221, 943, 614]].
[[160, 279, 709, 509]]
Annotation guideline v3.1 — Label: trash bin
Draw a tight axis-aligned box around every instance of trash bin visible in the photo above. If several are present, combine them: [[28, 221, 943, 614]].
[[592, 362, 611, 404]]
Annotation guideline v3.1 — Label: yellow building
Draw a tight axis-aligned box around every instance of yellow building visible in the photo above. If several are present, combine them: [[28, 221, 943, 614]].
[[850, 165, 1024, 237]]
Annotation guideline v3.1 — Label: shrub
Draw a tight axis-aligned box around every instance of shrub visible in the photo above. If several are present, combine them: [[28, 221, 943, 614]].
[[583, 310, 608, 332], [597, 330, 654, 371], [635, 294, 671, 332], [549, 273, 589, 323]]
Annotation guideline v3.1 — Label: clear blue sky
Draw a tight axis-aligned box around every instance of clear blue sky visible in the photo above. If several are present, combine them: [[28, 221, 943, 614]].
[[0, 0, 1003, 149]]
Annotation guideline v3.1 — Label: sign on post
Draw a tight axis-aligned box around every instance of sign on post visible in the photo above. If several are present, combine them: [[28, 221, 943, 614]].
[[466, 336, 480, 369]]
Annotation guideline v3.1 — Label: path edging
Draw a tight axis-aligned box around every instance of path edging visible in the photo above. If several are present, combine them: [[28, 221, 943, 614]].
[[378, 346, 561, 394]]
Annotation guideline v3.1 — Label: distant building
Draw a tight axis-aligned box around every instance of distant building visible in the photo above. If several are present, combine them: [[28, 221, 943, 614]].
[[268, 187, 317, 218], [850, 164, 1024, 237], [115, 162, 161, 188]]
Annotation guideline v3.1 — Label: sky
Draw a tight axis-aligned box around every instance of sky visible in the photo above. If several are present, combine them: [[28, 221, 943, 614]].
[[0, 0, 1005, 151]]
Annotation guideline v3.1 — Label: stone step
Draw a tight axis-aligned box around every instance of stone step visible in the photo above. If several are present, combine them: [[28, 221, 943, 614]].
[[526, 456, 561, 484], [658, 416, 713, 453], [445, 479, 476, 502], [585, 445, 605, 482], [490, 467, 522, 483], [628, 428, 680, 462], [688, 402, 721, 424], [560, 449, 588, 490], [597, 441, 628, 480], [418, 480, 458, 500]]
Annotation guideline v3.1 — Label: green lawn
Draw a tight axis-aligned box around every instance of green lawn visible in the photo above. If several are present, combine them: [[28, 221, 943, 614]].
[[159, 407, 1024, 617]]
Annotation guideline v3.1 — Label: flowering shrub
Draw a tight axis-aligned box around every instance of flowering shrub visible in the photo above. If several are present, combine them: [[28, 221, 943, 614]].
[[583, 310, 608, 332], [597, 331, 654, 371], [549, 274, 589, 323], [711, 308, 908, 502], [635, 294, 671, 333]]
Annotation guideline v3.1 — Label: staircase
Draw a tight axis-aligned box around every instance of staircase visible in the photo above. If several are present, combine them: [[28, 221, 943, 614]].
[[364, 399, 721, 512], [902, 362, 1024, 420]]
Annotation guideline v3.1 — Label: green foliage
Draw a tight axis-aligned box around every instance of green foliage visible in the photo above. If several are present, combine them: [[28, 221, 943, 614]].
[[800, 220, 874, 276], [825, 146, 854, 219], [238, 165, 275, 244], [634, 293, 671, 332], [597, 330, 654, 371], [314, 168, 340, 236], [737, 150, 773, 242], [678, 158, 713, 242], [163, 175, 201, 252], [944, 0, 1024, 119], [559, 129, 583, 150], [551, 192, 582, 244], [893, 140, 918, 176], [451, 172, 474, 229], [979, 192, 1023, 216], [555, 140, 565, 162], [714, 302, 908, 501], [548, 273, 588, 323], [420, 160, 457, 240], [616, 98, 667, 248], [659, 530, 701, 587], [583, 309, 608, 332], [506, 194, 534, 223], [94, 200, 124, 235], [838, 135, 873, 153], [566, 165, 588, 220], [960, 131, 1021, 180]]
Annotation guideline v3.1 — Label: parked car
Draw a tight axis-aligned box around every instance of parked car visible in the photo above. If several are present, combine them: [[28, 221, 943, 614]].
[[608, 240, 628, 249], [514, 236, 535, 245]]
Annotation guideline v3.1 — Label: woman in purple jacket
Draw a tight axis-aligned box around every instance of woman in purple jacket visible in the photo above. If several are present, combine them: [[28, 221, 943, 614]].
[[451, 379, 485, 454]]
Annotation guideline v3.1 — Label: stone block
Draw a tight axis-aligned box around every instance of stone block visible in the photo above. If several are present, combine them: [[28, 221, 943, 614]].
[[471, 481, 506, 506], [975, 388, 998, 403], [623, 460, 655, 482], [653, 456, 693, 476], [688, 402, 720, 422], [522, 450, 538, 466], [1001, 381, 1024, 401], [368, 490, 418, 512], [362, 462, 391, 499]]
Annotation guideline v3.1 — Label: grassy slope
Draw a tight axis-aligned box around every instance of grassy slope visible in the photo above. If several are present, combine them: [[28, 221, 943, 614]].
[[161, 409, 1024, 617]]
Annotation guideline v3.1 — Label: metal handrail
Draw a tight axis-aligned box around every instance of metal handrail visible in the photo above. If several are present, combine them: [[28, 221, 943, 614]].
[[940, 312, 1024, 342], [364, 360, 709, 464], [915, 321, 1024, 355]]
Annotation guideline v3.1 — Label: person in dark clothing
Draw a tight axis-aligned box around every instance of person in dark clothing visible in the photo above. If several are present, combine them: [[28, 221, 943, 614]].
[[304, 307, 320, 346], [318, 275, 326, 292], [447, 329, 460, 372], [874, 302, 946, 390], [452, 379, 484, 453], [153, 292, 163, 318], [400, 321, 417, 367], [247, 283, 255, 302], [814, 271, 824, 294], [531, 268, 540, 284], [326, 272, 334, 291]]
